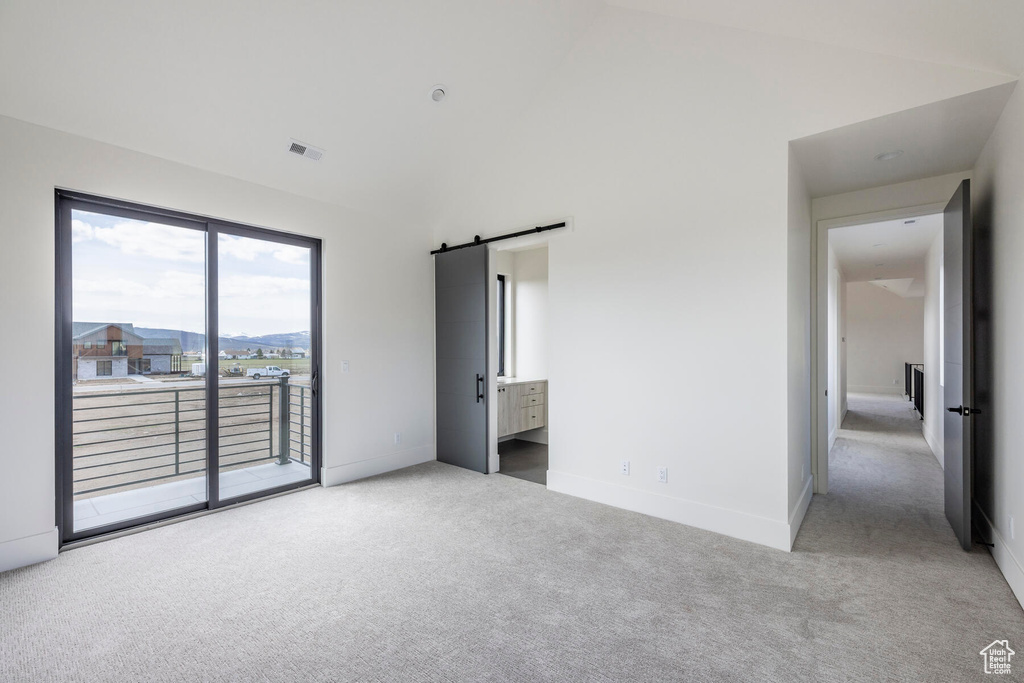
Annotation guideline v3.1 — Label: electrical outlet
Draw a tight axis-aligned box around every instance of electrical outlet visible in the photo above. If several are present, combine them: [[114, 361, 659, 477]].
[[393, 432, 401, 445], [657, 466, 668, 483], [620, 460, 630, 475], [893, 379, 899, 384]]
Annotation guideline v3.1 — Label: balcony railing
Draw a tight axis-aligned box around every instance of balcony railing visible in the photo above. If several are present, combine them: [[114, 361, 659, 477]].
[[72, 377, 312, 498]]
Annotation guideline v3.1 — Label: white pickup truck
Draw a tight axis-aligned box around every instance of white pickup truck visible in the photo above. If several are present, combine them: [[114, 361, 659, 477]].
[[246, 366, 290, 380]]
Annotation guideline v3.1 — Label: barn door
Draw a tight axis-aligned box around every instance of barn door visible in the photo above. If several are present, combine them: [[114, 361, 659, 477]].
[[435, 245, 489, 473]]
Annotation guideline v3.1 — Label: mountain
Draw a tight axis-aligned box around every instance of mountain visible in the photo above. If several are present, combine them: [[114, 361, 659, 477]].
[[134, 328, 311, 353]]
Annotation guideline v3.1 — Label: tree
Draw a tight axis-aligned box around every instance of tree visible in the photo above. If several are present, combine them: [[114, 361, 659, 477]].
[[255, 348, 264, 359]]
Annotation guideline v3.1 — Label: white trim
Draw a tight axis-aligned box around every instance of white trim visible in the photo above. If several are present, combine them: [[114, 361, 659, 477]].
[[974, 504, 1024, 611], [0, 527, 58, 573], [322, 446, 434, 486], [812, 202, 947, 495], [789, 476, 814, 547], [923, 421, 944, 468], [828, 426, 837, 451], [547, 470, 792, 551]]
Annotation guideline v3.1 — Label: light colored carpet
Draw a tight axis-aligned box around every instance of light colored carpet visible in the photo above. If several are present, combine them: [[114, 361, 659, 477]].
[[2, 393, 1022, 681]]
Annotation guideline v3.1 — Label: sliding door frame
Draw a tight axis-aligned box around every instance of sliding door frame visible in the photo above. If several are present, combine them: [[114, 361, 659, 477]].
[[55, 190, 322, 546]]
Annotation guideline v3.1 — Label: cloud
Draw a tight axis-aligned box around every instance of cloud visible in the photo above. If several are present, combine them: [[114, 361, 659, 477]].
[[220, 274, 309, 298], [219, 234, 309, 266], [76, 219, 207, 263], [71, 219, 95, 243]]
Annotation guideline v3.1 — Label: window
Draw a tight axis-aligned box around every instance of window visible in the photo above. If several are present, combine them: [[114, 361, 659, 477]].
[[497, 274, 506, 376], [56, 190, 322, 544]]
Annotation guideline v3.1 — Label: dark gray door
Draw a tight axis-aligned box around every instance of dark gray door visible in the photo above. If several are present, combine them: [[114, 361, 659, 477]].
[[944, 179, 973, 551], [435, 245, 489, 473]]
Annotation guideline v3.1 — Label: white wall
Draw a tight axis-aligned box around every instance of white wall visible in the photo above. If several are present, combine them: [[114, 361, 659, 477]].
[[844, 283, 925, 395], [0, 115, 435, 572], [788, 149, 813, 537], [922, 231, 944, 465], [512, 247, 548, 381], [972, 81, 1024, 608], [432, 7, 1007, 550]]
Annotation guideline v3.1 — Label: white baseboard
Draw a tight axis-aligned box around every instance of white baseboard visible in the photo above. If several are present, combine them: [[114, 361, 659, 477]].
[[974, 504, 1024, 611], [546, 470, 791, 551], [848, 385, 902, 395], [789, 476, 814, 547], [0, 527, 58, 574], [322, 446, 434, 486], [923, 421, 943, 469]]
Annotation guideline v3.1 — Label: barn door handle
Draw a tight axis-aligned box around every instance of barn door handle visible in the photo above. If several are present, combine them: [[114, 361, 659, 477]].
[[476, 374, 485, 403], [947, 405, 963, 415]]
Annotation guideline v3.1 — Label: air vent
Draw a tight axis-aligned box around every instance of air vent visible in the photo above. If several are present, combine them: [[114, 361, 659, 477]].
[[288, 139, 324, 162]]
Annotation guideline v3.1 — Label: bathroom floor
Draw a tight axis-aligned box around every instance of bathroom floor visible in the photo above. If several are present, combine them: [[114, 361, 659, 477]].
[[497, 439, 548, 485]]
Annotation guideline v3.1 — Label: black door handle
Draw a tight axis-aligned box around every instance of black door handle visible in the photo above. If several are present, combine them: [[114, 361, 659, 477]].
[[947, 405, 981, 416], [476, 374, 485, 403]]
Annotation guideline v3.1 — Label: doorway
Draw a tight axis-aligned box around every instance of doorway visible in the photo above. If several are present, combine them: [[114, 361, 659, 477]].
[[493, 243, 550, 485], [56, 191, 321, 544]]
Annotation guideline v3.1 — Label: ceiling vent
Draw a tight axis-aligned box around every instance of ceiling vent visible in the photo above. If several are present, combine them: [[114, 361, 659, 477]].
[[288, 139, 324, 162]]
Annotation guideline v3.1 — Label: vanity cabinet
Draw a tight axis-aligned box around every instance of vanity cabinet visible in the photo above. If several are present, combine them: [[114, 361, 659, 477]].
[[497, 380, 547, 437]]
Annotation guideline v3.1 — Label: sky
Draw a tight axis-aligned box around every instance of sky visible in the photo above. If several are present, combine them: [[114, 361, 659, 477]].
[[72, 210, 311, 337]]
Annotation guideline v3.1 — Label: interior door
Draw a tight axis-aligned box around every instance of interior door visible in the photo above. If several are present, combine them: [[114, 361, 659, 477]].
[[943, 179, 973, 551], [435, 245, 489, 473]]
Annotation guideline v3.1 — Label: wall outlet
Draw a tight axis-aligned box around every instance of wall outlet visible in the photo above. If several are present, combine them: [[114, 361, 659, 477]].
[[893, 379, 899, 384], [657, 466, 668, 483], [620, 460, 630, 475], [393, 432, 401, 445]]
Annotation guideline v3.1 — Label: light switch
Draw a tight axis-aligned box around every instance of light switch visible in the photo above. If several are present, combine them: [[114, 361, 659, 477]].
[[342, 360, 350, 373]]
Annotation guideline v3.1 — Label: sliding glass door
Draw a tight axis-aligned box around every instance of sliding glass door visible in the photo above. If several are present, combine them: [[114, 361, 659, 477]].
[[216, 232, 315, 500], [56, 192, 321, 543]]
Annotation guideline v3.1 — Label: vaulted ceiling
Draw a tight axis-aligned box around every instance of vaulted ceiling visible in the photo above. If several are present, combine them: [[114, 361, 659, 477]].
[[1, 1, 1022, 224]]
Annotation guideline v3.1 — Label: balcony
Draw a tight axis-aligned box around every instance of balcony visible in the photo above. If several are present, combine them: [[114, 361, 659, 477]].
[[71, 377, 314, 532]]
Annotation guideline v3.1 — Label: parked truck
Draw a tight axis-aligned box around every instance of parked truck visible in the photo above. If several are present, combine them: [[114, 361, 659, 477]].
[[246, 365, 290, 380]]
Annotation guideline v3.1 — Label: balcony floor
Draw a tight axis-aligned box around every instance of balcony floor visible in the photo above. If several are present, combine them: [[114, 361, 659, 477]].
[[73, 461, 312, 532]]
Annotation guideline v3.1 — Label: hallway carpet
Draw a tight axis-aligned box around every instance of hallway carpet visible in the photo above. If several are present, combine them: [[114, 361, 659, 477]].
[[2, 394, 1021, 681]]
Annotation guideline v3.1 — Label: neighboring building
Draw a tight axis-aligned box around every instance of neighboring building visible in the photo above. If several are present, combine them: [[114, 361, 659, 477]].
[[223, 349, 252, 360], [290, 348, 307, 358], [142, 338, 183, 374], [72, 322, 144, 381]]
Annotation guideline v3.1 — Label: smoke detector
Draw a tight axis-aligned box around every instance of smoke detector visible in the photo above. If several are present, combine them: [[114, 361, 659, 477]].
[[288, 139, 324, 161], [874, 150, 903, 162], [430, 84, 447, 103]]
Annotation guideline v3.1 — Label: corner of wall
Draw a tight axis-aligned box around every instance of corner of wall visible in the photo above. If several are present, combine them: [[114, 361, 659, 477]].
[[0, 527, 59, 574]]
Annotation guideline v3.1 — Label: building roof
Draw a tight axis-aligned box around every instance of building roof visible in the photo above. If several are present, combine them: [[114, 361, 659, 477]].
[[72, 322, 137, 340], [142, 338, 182, 356]]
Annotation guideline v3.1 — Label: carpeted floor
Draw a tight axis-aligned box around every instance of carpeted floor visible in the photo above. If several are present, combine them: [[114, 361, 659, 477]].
[[1, 393, 1021, 681]]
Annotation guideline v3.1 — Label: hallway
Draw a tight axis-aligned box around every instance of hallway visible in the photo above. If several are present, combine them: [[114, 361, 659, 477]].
[[795, 392, 1021, 674]]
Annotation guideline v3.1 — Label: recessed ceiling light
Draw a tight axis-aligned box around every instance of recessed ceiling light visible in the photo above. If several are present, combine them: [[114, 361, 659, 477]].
[[874, 263, 885, 267], [430, 84, 447, 102], [874, 150, 904, 161], [872, 243, 886, 247], [904, 219, 917, 224]]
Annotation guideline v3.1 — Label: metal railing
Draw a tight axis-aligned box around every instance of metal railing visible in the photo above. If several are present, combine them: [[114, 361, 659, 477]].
[[72, 377, 313, 498]]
